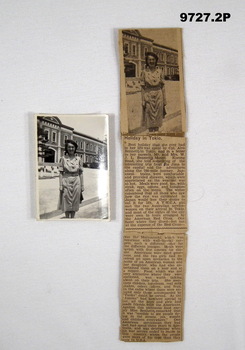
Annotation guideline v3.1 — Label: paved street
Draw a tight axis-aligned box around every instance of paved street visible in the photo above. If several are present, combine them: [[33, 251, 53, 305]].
[[38, 168, 109, 220]]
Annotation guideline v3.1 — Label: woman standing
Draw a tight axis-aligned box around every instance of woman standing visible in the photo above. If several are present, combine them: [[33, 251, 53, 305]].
[[58, 140, 84, 218], [140, 52, 167, 132]]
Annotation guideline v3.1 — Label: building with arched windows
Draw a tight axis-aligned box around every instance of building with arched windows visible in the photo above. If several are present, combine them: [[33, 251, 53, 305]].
[[122, 30, 179, 86], [37, 116, 107, 170]]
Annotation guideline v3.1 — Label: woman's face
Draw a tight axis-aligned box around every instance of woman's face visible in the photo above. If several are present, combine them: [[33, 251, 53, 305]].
[[147, 55, 157, 68], [67, 143, 75, 155]]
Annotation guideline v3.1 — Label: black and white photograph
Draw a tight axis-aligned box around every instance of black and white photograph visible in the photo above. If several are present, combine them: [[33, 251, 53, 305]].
[[120, 28, 186, 134], [35, 114, 109, 220]]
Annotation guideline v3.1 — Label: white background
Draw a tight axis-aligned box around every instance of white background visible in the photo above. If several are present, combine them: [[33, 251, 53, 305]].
[[1, 0, 245, 349]]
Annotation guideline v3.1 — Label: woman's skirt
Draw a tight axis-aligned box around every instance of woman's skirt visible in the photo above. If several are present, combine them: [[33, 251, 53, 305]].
[[60, 175, 81, 212], [144, 88, 164, 128]]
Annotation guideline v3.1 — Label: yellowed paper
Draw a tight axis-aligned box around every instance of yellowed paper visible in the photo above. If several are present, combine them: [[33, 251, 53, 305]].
[[120, 232, 187, 342], [123, 135, 187, 233], [119, 28, 186, 135], [119, 28, 187, 343]]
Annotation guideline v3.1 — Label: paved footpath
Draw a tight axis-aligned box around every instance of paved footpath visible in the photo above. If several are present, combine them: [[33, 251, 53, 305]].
[[38, 168, 109, 219], [51, 196, 109, 220]]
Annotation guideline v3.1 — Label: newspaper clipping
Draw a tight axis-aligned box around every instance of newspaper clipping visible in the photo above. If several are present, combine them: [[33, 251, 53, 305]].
[[119, 28, 187, 342], [121, 232, 186, 342], [123, 135, 187, 233], [119, 28, 186, 135]]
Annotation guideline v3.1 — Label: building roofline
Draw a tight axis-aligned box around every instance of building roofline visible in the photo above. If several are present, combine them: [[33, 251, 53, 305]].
[[122, 29, 142, 38], [37, 116, 62, 125], [73, 130, 106, 144], [153, 43, 178, 52], [38, 116, 106, 143], [60, 124, 74, 131], [122, 30, 177, 52]]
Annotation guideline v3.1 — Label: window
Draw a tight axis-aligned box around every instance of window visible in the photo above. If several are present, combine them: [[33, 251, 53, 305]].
[[124, 43, 129, 55], [64, 135, 68, 143], [90, 144, 93, 150], [80, 141, 83, 149], [86, 143, 89, 150], [44, 128, 50, 141], [132, 44, 136, 56], [125, 62, 136, 78], [52, 131, 56, 143]]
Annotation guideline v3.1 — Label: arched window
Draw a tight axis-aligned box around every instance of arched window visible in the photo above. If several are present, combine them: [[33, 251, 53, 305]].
[[52, 131, 57, 143], [44, 128, 50, 141], [124, 43, 129, 55], [132, 44, 136, 56], [125, 62, 136, 78], [44, 148, 55, 163]]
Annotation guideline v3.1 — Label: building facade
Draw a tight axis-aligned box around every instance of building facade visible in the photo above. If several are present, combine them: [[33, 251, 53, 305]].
[[122, 30, 179, 81], [37, 116, 107, 168]]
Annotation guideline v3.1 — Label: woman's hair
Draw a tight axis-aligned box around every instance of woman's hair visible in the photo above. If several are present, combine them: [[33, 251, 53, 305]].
[[65, 139, 78, 154], [145, 51, 158, 67]]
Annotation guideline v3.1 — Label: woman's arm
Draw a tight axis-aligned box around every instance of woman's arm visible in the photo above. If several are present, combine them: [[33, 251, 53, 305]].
[[79, 158, 84, 191], [160, 70, 166, 106], [58, 157, 64, 191], [80, 173, 84, 192], [59, 173, 63, 191], [140, 70, 146, 108]]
